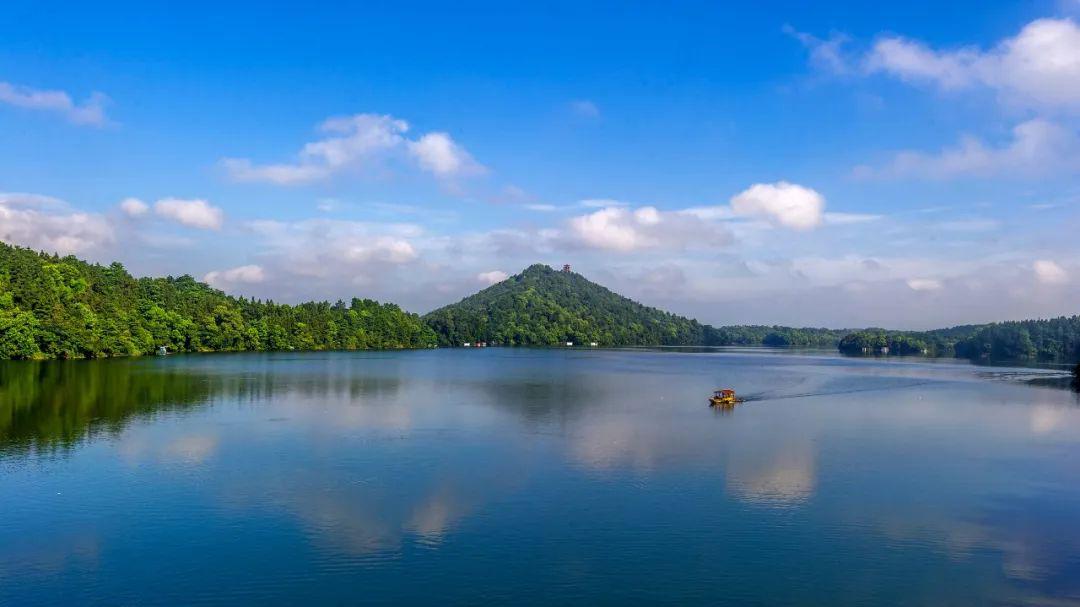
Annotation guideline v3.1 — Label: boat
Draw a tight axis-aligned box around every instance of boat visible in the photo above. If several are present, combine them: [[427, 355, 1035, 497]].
[[709, 389, 738, 407]]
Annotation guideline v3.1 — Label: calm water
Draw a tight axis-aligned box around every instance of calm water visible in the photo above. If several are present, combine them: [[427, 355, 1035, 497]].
[[2, 348, 1079, 606]]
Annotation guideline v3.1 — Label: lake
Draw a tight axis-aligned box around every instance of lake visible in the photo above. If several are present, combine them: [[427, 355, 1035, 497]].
[[2, 348, 1079, 605]]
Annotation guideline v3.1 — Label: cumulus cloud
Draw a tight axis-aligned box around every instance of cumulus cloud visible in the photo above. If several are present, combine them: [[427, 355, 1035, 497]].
[[476, 270, 508, 285], [856, 119, 1080, 179], [246, 218, 420, 282], [566, 205, 730, 252], [153, 198, 224, 230], [1033, 259, 1068, 284], [0, 82, 109, 126], [866, 18, 1080, 111], [119, 197, 149, 217], [204, 265, 267, 288], [729, 182, 825, 230], [407, 132, 486, 177], [0, 192, 114, 254], [223, 113, 484, 185]]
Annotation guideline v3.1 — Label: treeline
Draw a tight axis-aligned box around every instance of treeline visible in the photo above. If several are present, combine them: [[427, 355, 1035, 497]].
[[0, 243, 436, 360], [3, 243, 1079, 365], [837, 317, 1080, 363], [953, 317, 1080, 362], [703, 325, 848, 348], [837, 330, 954, 356]]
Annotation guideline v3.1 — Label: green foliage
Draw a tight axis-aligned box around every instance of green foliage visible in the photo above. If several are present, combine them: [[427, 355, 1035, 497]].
[[953, 317, 1080, 362], [703, 325, 847, 348], [0, 242, 437, 359], [424, 264, 707, 346], [837, 330, 935, 356], [837, 317, 1080, 363]]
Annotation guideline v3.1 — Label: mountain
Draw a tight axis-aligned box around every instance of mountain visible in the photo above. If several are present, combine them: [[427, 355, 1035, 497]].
[[423, 264, 706, 346], [0, 242, 436, 360]]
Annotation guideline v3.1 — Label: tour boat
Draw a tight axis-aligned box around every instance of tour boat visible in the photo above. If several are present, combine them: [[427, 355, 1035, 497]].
[[709, 389, 738, 407]]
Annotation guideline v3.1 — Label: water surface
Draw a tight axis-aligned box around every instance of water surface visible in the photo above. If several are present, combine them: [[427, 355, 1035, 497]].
[[2, 349, 1079, 605]]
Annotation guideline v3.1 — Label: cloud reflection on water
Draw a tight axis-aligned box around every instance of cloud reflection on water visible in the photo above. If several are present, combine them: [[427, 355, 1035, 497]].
[[3, 350, 1080, 603]]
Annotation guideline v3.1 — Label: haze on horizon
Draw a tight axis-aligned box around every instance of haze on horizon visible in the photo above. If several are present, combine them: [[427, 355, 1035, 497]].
[[1, 1, 1078, 330]]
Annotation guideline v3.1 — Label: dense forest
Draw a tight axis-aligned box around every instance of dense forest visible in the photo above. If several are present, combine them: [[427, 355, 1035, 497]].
[[2, 243, 1078, 364], [423, 264, 706, 346], [836, 328, 974, 357], [836, 318, 1080, 363], [703, 325, 848, 348], [0, 243, 437, 359]]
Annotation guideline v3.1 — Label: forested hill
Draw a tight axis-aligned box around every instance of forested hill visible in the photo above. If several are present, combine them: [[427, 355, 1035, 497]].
[[423, 264, 706, 346], [837, 318, 1080, 363], [0, 242, 436, 360]]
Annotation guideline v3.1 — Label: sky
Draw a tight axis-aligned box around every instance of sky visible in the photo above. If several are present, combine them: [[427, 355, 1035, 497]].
[[1, 0, 1079, 329]]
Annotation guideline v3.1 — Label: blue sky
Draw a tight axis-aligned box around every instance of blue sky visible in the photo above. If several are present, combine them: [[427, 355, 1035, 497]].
[[1, 1, 1078, 328]]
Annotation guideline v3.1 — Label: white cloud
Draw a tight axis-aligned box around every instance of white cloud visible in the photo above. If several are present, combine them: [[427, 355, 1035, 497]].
[[867, 37, 979, 89], [246, 218, 420, 281], [221, 160, 331, 185], [119, 197, 149, 217], [866, 18, 1080, 111], [856, 119, 1079, 179], [568, 207, 648, 251], [476, 270, 508, 285], [407, 132, 486, 177], [0, 192, 114, 254], [204, 265, 267, 288], [566, 205, 730, 252], [906, 278, 944, 291], [569, 99, 601, 118], [154, 198, 224, 230], [823, 212, 883, 225], [223, 113, 484, 185], [0, 82, 109, 126], [1033, 259, 1068, 284], [681, 205, 736, 221], [784, 26, 853, 75], [729, 182, 825, 230]]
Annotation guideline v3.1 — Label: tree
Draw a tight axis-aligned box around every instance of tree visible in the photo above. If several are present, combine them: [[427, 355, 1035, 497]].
[[0, 242, 437, 360]]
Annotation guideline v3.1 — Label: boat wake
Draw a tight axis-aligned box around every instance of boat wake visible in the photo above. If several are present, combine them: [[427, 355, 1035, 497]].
[[737, 380, 934, 403]]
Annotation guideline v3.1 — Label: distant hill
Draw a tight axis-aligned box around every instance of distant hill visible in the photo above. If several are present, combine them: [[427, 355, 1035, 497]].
[[423, 264, 706, 346], [835, 318, 1080, 363]]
